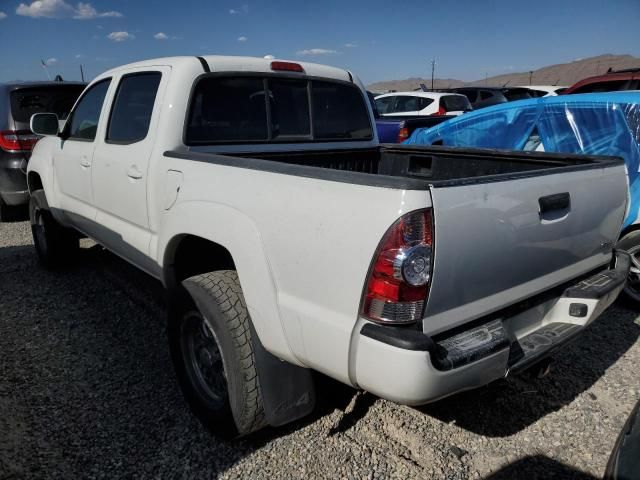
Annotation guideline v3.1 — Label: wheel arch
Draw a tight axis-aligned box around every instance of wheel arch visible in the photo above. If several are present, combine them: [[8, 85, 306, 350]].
[[158, 202, 302, 368]]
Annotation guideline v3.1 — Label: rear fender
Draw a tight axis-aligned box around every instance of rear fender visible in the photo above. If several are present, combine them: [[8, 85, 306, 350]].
[[158, 200, 302, 367]]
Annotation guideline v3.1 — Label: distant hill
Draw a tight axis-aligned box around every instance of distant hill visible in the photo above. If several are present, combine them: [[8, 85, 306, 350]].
[[368, 54, 640, 93]]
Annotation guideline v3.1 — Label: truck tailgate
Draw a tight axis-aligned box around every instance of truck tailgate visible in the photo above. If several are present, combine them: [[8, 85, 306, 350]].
[[424, 164, 627, 335]]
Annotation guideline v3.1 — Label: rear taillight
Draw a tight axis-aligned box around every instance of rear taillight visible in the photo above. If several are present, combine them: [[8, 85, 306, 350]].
[[397, 126, 410, 143], [361, 209, 434, 324], [0, 130, 39, 152], [433, 105, 446, 116]]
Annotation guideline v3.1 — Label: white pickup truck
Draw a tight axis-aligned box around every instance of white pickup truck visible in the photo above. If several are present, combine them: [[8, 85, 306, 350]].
[[28, 55, 630, 438]]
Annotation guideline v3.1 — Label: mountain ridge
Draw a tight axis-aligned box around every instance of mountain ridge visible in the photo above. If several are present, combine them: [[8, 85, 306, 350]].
[[368, 54, 640, 92]]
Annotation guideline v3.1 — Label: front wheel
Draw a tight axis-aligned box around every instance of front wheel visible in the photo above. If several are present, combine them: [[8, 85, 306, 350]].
[[168, 270, 266, 438], [29, 190, 79, 268], [617, 231, 640, 306]]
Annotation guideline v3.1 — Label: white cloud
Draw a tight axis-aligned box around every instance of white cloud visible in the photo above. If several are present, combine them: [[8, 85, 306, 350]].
[[344, 43, 357, 48], [154, 32, 168, 40], [75, 53, 84, 58], [73, 2, 121, 19], [45, 57, 57, 66], [16, 0, 122, 19], [107, 31, 134, 42], [237, 36, 248, 42], [0, 12, 7, 19], [229, 4, 248, 14], [297, 48, 340, 56]]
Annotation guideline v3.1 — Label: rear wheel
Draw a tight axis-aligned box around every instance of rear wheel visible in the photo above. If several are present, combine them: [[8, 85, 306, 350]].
[[0, 198, 9, 222], [169, 270, 266, 438], [617, 231, 640, 306], [29, 190, 79, 268]]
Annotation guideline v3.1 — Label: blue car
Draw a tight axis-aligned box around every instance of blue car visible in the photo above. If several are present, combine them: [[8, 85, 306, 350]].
[[406, 92, 640, 303]]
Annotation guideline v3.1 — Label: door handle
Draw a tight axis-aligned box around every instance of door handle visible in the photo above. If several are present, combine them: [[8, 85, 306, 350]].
[[80, 157, 91, 168], [127, 166, 143, 180], [539, 192, 571, 215]]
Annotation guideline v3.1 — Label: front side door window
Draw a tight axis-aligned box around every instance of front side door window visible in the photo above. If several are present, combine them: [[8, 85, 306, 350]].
[[67, 79, 111, 141]]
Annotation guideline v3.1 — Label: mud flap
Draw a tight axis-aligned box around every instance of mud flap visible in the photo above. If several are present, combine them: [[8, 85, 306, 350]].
[[249, 323, 316, 427]]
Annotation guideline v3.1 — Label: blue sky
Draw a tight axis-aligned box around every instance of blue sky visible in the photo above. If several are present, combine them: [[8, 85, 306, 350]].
[[0, 0, 638, 84]]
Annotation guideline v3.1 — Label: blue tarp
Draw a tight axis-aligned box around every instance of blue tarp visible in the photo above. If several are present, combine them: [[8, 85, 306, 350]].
[[406, 92, 640, 227]]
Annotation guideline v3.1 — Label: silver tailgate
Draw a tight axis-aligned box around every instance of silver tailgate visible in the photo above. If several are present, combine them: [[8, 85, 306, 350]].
[[423, 164, 627, 335]]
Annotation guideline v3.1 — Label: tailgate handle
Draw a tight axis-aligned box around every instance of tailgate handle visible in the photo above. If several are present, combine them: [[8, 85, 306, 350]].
[[539, 192, 570, 215]]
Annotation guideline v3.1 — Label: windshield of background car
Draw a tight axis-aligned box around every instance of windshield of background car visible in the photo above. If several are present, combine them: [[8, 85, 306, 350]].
[[10, 85, 85, 123], [186, 76, 373, 144]]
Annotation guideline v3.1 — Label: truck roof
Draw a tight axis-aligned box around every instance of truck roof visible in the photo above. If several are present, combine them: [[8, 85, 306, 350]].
[[98, 55, 353, 83]]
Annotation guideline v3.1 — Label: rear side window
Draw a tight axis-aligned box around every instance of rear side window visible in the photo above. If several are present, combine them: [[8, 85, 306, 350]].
[[441, 95, 470, 112], [375, 96, 395, 114], [68, 79, 111, 141], [418, 97, 434, 110], [391, 96, 420, 113], [107, 72, 161, 144], [10, 85, 85, 123], [185, 76, 372, 144], [480, 91, 493, 100]]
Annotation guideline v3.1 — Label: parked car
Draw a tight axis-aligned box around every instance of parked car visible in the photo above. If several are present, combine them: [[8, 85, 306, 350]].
[[0, 81, 85, 219], [446, 87, 533, 110], [406, 91, 640, 303], [565, 67, 640, 94], [28, 55, 629, 439], [366, 90, 454, 142], [374, 91, 471, 117], [516, 85, 568, 97]]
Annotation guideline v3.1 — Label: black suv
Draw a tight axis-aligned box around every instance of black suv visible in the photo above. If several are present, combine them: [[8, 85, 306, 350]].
[[447, 87, 533, 110], [0, 81, 85, 219]]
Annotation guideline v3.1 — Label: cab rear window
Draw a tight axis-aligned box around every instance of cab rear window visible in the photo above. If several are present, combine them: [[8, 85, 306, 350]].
[[10, 85, 85, 123], [185, 75, 373, 144]]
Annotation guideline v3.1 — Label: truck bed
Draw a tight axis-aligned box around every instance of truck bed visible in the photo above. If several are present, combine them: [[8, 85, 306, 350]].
[[220, 144, 623, 184]]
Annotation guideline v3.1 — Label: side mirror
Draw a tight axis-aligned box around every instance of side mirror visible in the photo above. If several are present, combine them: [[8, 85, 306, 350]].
[[30, 113, 60, 137]]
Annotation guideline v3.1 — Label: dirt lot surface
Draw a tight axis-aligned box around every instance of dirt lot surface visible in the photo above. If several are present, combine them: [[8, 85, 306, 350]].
[[1, 220, 639, 479]]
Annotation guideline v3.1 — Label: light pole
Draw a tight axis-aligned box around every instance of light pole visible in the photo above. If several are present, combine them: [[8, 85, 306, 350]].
[[529, 70, 533, 85], [430, 59, 436, 90]]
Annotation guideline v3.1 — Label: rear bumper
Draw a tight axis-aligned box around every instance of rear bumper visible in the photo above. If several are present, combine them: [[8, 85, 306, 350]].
[[0, 155, 28, 205], [352, 250, 630, 405]]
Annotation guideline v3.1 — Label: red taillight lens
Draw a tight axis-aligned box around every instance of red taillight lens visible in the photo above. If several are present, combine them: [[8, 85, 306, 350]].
[[433, 105, 446, 116], [0, 130, 39, 152], [361, 209, 434, 324], [270, 61, 304, 73], [397, 127, 410, 143]]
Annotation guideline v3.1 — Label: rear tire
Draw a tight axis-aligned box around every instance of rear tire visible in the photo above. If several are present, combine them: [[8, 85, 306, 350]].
[[168, 270, 266, 438], [617, 230, 640, 307], [29, 190, 79, 268], [0, 197, 9, 222]]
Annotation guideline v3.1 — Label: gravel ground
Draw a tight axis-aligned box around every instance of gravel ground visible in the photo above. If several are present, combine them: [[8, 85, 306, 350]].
[[1, 219, 639, 479]]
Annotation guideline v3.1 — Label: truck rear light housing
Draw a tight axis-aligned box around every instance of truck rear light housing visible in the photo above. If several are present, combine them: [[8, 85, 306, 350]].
[[397, 126, 410, 143], [0, 130, 39, 152], [270, 61, 304, 73], [361, 209, 434, 324]]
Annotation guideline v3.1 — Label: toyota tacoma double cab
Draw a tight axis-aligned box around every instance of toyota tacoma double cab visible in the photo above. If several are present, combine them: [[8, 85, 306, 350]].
[[27, 55, 630, 437]]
